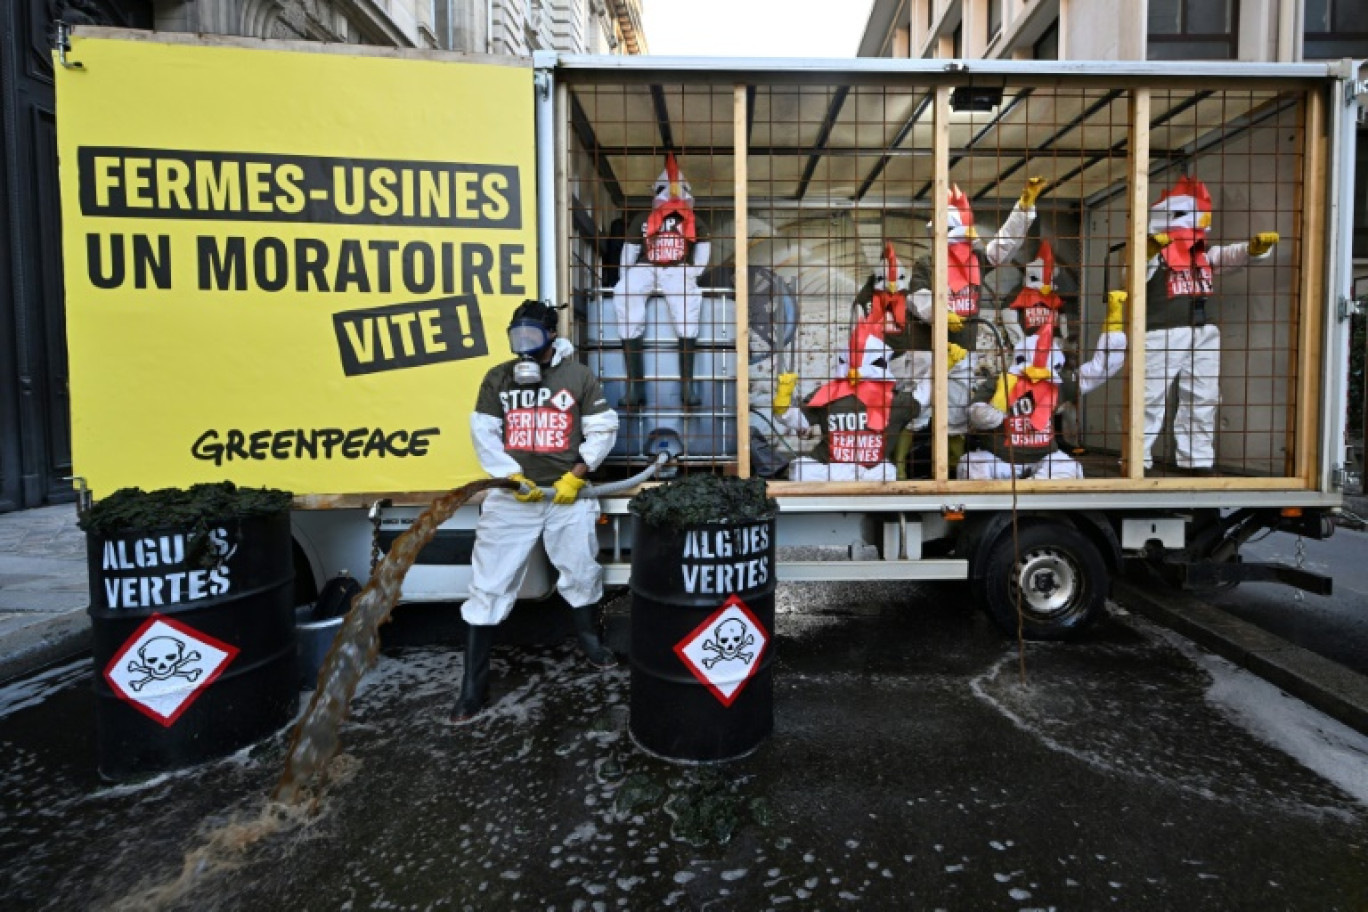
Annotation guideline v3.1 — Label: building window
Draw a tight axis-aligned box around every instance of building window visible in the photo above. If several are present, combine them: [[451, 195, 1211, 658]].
[[1033, 20, 1059, 60], [987, 0, 1002, 45], [952, 22, 962, 57], [927, 0, 935, 32], [1147, 0, 1238, 60], [432, 0, 454, 50], [1305, 0, 1368, 59]]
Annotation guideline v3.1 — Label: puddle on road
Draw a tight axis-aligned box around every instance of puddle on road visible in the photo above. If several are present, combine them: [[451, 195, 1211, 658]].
[[970, 617, 1365, 819]]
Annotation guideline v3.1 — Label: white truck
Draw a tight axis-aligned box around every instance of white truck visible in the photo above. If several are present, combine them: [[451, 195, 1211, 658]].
[[58, 30, 1362, 639]]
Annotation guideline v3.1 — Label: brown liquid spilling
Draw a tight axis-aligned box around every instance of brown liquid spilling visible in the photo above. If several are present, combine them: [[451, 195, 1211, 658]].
[[273, 478, 510, 806], [113, 483, 511, 909]]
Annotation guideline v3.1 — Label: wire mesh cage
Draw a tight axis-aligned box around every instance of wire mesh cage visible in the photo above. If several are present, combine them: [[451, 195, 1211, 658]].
[[563, 66, 1321, 490]]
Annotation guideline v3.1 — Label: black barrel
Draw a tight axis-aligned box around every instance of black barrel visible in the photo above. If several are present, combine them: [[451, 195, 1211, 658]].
[[87, 510, 298, 780], [629, 512, 776, 761]]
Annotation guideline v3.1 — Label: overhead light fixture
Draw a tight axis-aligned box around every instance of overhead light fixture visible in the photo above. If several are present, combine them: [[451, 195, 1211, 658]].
[[950, 86, 1003, 112]]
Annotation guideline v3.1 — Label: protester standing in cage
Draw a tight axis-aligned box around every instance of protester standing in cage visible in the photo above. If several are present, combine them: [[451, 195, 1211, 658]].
[[888, 177, 1045, 466], [1142, 176, 1278, 473], [453, 300, 620, 724], [611, 153, 711, 409]]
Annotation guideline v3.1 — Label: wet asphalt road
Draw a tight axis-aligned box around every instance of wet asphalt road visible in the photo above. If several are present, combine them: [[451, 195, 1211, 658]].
[[3, 580, 1368, 911], [1200, 527, 1368, 677]]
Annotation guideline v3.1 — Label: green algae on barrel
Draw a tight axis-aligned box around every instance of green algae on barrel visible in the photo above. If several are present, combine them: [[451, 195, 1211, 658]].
[[629, 474, 776, 528], [82, 482, 297, 781]]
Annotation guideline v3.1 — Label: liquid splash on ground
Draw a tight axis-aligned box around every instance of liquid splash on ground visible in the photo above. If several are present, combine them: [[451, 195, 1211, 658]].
[[109, 478, 508, 910], [274, 477, 509, 806]]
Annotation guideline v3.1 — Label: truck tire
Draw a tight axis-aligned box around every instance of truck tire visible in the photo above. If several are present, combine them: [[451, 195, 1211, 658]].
[[979, 522, 1107, 640]]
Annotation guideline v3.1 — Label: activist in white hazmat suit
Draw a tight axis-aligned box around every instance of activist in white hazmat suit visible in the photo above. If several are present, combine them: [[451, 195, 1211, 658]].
[[888, 178, 1044, 463], [453, 300, 620, 724], [1142, 176, 1278, 471], [611, 153, 712, 407]]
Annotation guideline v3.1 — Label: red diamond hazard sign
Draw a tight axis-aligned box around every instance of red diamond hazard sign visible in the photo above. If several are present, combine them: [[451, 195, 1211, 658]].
[[673, 594, 769, 707], [103, 614, 238, 727]]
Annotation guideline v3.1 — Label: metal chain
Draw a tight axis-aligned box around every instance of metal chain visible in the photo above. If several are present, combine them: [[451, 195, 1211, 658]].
[[1293, 535, 1306, 603]]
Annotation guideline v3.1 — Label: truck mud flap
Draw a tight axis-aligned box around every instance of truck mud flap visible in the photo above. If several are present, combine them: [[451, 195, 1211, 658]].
[[1171, 560, 1333, 596]]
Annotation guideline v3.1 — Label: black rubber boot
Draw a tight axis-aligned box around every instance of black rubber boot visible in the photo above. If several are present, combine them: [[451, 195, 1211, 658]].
[[571, 605, 618, 669], [450, 623, 494, 724], [677, 339, 702, 407], [620, 337, 648, 410]]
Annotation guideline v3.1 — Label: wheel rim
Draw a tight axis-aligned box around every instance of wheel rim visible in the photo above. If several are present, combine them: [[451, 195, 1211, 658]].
[[1010, 547, 1081, 618]]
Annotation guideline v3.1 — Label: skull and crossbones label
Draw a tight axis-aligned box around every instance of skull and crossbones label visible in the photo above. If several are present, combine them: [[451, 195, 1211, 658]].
[[673, 595, 770, 707], [701, 618, 756, 668], [126, 636, 203, 691], [104, 614, 238, 727]]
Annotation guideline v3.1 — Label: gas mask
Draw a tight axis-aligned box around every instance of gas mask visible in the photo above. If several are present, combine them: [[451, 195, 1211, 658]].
[[508, 319, 553, 384]]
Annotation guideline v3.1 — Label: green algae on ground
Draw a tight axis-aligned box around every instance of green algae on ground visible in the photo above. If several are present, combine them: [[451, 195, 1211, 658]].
[[662, 768, 771, 847], [79, 482, 293, 536], [628, 474, 776, 528]]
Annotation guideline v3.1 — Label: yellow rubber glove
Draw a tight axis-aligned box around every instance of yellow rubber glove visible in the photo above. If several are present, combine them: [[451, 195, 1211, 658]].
[[552, 471, 587, 505], [1022, 365, 1053, 383], [946, 310, 964, 333], [1019, 176, 1047, 208], [989, 373, 1017, 414], [1103, 290, 1127, 334], [947, 342, 968, 369], [1146, 232, 1171, 260], [1248, 231, 1279, 257], [773, 372, 798, 414], [509, 472, 543, 503]]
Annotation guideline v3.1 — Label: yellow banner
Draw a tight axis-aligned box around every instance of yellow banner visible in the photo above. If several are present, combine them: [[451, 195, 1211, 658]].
[[58, 36, 536, 497]]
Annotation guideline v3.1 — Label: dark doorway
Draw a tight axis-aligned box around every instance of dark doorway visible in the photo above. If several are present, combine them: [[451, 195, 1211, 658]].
[[0, 0, 152, 511]]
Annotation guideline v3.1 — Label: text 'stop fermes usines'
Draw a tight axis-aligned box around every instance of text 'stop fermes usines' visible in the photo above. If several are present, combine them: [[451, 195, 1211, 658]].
[[76, 147, 521, 229]]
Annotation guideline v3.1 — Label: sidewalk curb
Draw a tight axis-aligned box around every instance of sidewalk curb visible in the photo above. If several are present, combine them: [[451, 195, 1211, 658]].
[[1114, 578, 1368, 736], [0, 611, 90, 684]]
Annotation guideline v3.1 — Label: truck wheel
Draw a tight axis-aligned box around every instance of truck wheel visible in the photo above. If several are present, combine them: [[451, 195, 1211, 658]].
[[980, 523, 1107, 640]]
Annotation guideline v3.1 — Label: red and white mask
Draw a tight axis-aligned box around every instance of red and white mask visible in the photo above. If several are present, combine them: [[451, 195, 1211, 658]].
[[643, 153, 697, 266], [1008, 322, 1066, 385], [870, 242, 909, 332], [939, 185, 981, 300], [1149, 176, 1212, 237], [836, 317, 896, 385], [1005, 322, 1064, 438], [652, 152, 694, 209], [1009, 240, 1064, 332], [1150, 176, 1215, 290], [944, 184, 977, 243]]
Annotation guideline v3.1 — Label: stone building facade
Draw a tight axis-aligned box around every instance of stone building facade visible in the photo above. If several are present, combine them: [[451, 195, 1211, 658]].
[[151, 0, 646, 55]]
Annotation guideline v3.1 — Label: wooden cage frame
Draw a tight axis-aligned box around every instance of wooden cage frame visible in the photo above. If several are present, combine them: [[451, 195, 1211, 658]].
[[557, 66, 1336, 499]]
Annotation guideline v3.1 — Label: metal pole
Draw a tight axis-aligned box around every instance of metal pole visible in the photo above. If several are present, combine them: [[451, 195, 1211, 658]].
[[533, 54, 558, 304]]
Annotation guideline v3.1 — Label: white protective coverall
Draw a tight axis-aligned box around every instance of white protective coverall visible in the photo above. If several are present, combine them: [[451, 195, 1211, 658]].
[[612, 158, 712, 340], [464, 338, 619, 625], [613, 242, 711, 339], [903, 199, 1038, 433], [1142, 242, 1262, 469]]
